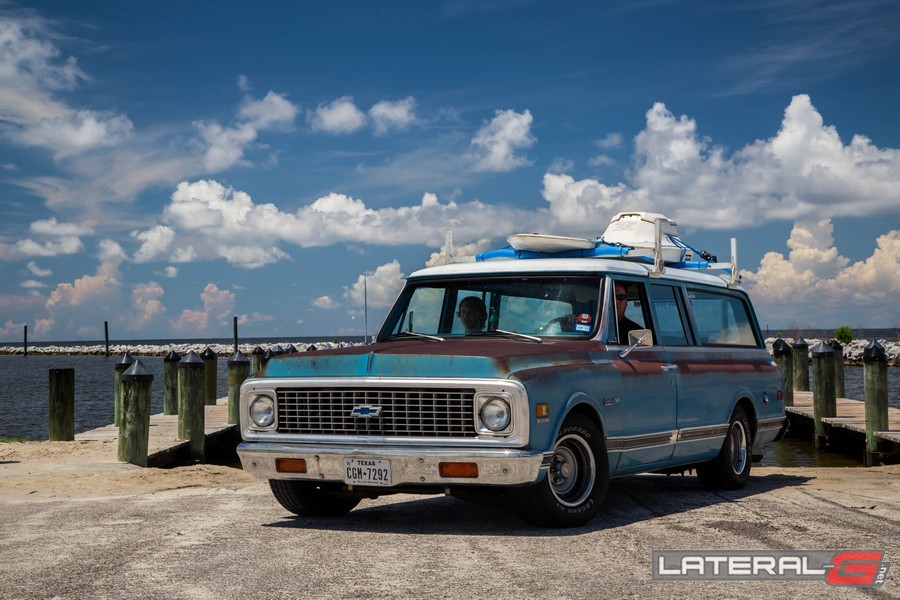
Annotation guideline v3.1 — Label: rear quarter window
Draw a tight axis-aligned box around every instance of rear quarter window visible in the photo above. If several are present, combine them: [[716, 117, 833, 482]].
[[687, 289, 759, 347]]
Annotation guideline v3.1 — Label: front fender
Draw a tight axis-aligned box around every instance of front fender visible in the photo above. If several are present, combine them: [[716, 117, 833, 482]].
[[511, 361, 622, 454]]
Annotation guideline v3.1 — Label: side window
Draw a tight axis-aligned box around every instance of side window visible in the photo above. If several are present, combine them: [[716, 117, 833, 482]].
[[607, 280, 650, 344], [687, 289, 759, 346], [649, 284, 689, 346]]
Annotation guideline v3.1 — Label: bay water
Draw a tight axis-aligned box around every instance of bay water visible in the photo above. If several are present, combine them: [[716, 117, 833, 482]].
[[1, 332, 897, 468]]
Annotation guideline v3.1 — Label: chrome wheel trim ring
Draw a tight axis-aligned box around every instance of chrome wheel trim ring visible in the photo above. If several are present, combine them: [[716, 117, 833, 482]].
[[549, 433, 596, 507], [728, 419, 748, 476]]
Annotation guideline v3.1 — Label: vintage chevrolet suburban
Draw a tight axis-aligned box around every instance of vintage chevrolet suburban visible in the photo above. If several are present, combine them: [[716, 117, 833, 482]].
[[237, 213, 788, 527]]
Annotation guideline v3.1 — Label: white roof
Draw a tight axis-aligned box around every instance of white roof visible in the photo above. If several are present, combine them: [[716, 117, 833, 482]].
[[408, 257, 736, 288]]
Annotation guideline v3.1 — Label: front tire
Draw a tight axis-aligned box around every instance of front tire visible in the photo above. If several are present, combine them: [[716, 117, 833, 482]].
[[696, 406, 752, 490], [269, 480, 361, 517], [509, 414, 608, 527]]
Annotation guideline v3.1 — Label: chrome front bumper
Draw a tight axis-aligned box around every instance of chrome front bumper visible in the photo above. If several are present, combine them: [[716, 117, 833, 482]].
[[237, 442, 549, 486]]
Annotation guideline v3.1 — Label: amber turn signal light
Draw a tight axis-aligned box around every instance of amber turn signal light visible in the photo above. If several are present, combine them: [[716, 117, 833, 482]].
[[536, 403, 550, 418], [275, 458, 308, 473], [439, 462, 479, 478]]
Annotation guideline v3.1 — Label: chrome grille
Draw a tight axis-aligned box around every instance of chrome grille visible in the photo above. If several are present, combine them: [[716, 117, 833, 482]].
[[276, 387, 478, 437]]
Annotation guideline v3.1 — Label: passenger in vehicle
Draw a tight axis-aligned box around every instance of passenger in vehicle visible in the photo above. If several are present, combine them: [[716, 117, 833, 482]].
[[615, 282, 641, 342], [458, 296, 487, 333]]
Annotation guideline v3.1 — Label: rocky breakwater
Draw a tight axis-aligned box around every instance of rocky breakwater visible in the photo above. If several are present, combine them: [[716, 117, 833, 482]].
[[0, 341, 361, 356], [765, 337, 900, 367]]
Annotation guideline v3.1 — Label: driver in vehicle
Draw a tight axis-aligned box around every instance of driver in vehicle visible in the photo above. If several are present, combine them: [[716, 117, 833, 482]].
[[457, 296, 487, 333], [615, 282, 642, 342]]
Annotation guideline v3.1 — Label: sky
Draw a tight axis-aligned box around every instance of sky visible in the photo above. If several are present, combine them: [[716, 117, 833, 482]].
[[1, 0, 899, 343]]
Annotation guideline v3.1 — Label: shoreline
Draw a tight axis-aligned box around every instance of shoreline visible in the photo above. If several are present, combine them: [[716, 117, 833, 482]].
[[1, 337, 897, 365], [0, 340, 361, 356]]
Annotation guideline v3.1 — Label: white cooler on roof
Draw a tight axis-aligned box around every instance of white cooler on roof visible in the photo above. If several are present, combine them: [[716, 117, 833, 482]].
[[601, 211, 692, 262]]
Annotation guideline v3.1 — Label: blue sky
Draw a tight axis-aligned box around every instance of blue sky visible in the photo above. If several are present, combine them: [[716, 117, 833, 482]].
[[1, 0, 899, 343]]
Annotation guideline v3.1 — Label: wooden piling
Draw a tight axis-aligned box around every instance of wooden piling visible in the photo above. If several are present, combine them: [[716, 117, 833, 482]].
[[233, 316, 239, 355], [864, 341, 889, 466], [163, 350, 181, 415], [227, 351, 250, 426], [772, 338, 793, 407], [791, 337, 810, 392], [263, 348, 275, 370], [251, 346, 265, 375], [48, 368, 74, 441], [118, 360, 153, 467], [113, 352, 135, 427], [811, 341, 836, 451], [828, 339, 845, 399], [178, 350, 206, 461], [201, 346, 217, 406]]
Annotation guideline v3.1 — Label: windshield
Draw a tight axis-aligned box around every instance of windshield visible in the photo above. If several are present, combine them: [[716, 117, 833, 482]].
[[379, 275, 604, 339]]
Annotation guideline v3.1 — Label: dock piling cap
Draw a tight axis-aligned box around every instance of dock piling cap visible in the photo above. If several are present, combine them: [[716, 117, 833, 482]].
[[792, 336, 809, 349], [863, 340, 887, 362], [772, 338, 792, 356], [810, 341, 834, 357], [122, 359, 154, 382], [251, 345, 265, 356], [178, 349, 205, 369], [115, 351, 136, 371], [201, 346, 217, 359], [164, 350, 182, 363], [228, 350, 250, 366]]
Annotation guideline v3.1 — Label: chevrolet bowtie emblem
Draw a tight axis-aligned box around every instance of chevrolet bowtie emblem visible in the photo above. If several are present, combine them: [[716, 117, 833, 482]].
[[350, 405, 382, 418]]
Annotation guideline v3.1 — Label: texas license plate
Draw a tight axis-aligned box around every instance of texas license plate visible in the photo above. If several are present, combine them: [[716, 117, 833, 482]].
[[344, 458, 392, 486]]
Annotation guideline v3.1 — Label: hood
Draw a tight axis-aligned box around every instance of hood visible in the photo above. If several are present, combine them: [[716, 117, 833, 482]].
[[260, 338, 598, 380]]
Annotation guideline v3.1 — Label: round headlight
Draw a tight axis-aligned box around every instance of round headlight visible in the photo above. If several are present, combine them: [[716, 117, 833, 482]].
[[480, 397, 511, 432], [249, 394, 275, 427]]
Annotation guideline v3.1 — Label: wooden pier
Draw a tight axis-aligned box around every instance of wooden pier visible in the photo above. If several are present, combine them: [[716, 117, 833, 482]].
[[786, 391, 900, 461], [74, 399, 239, 467]]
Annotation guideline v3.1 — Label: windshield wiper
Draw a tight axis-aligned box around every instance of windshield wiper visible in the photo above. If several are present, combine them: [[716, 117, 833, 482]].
[[469, 329, 543, 343], [391, 330, 446, 342]]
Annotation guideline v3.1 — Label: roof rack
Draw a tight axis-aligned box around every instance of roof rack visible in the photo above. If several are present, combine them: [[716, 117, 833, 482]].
[[474, 212, 741, 287]]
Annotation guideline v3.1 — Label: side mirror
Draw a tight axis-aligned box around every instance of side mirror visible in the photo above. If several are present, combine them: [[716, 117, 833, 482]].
[[619, 329, 654, 358], [628, 329, 653, 347]]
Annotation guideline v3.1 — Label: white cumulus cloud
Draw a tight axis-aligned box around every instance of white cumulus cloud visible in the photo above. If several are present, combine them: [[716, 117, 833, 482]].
[[742, 220, 900, 327], [130, 181, 544, 269], [313, 296, 338, 309], [369, 97, 419, 136], [0, 17, 133, 158], [196, 90, 298, 171], [308, 96, 367, 134], [470, 109, 536, 172], [26, 261, 52, 277], [542, 95, 900, 235], [171, 282, 239, 334], [14, 218, 93, 258], [129, 282, 166, 330], [343, 261, 406, 309]]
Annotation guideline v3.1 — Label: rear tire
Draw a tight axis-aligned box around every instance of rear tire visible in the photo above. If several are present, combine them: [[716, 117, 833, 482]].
[[509, 414, 608, 527], [697, 406, 752, 490], [269, 480, 361, 517]]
